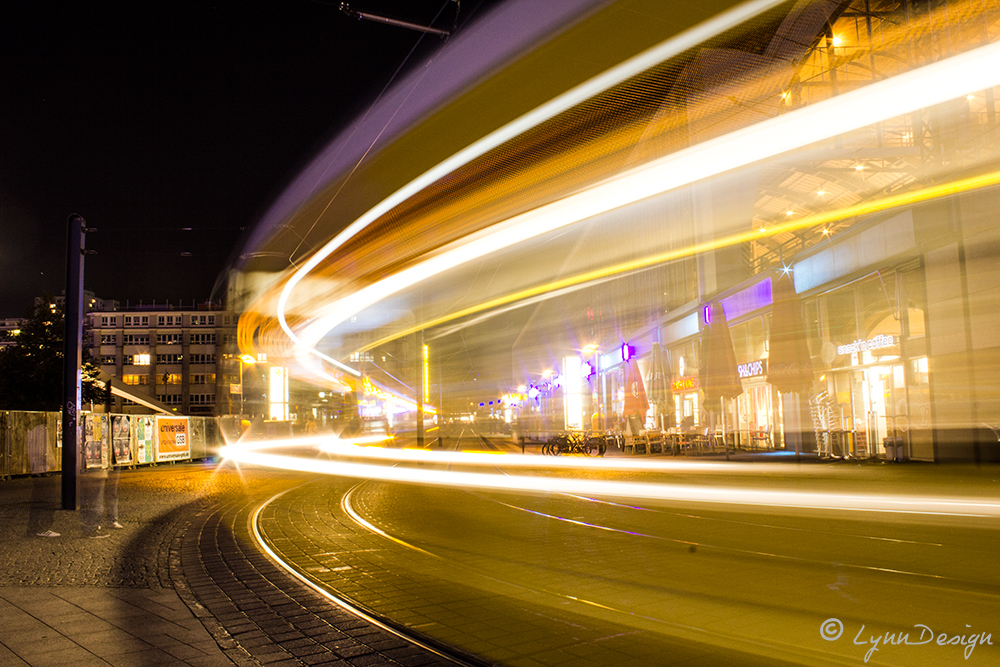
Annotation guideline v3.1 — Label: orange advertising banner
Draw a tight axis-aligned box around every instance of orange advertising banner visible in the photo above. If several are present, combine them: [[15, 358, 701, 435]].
[[155, 417, 190, 461]]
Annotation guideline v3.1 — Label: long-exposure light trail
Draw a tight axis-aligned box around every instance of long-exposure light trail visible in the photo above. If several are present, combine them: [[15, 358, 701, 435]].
[[226, 434, 834, 475], [273, 0, 789, 373], [220, 438, 1000, 517], [279, 39, 1000, 382], [357, 167, 1000, 352]]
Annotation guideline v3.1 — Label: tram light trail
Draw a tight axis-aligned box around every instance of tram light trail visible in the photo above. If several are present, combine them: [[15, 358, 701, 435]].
[[218, 437, 1000, 518], [270, 0, 792, 373], [272, 38, 1000, 385], [356, 167, 1000, 352]]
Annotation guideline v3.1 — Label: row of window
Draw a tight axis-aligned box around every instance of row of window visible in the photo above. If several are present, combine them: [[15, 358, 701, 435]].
[[99, 333, 226, 346], [121, 373, 216, 385], [99, 314, 229, 328], [156, 394, 216, 405], [110, 353, 219, 366]]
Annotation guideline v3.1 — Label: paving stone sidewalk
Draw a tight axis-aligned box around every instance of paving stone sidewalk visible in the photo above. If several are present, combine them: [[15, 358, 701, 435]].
[[0, 463, 467, 667]]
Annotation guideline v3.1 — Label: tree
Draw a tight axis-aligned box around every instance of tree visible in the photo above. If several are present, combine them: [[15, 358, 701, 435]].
[[0, 298, 103, 411]]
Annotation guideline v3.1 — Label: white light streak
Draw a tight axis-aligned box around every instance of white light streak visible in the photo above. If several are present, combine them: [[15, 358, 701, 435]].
[[274, 0, 792, 371], [283, 39, 1000, 376], [221, 439, 1000, 518]]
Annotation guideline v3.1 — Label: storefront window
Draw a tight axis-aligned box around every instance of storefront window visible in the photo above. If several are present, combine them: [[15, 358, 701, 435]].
[[803, 299, 822, 357], [747, 316, 765, 361], [825, 287, 858, 352], [859, 272, 896, 337], [817, 274, 906, 458], [900, 266, 931, 458], [670, 340, 701, 428], [732, 322, 748, 364]]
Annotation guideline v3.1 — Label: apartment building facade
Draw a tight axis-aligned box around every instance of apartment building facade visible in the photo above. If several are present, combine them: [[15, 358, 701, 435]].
[[87, 305, 239, 415]]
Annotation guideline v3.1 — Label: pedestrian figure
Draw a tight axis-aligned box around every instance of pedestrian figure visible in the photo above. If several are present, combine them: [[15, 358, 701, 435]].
[[105, 415, 131, 530], [80, 467, 110, 538], [80, 415, 111, 538], [104, 466, 123, 529], [27, 422, 59, 538]]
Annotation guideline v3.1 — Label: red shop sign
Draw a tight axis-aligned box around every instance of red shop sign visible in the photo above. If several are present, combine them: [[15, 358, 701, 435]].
[[672, 376, 699, 392]]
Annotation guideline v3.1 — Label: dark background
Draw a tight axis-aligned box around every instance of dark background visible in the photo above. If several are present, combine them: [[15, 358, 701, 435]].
[[0, 0, 496, 315]]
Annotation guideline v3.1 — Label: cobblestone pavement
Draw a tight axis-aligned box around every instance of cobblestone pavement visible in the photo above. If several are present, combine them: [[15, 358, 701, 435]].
[[0, 462, 469, 667]]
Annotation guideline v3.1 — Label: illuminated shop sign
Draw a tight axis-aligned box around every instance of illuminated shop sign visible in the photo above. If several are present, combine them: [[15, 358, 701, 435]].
[[600, 344, 636, 369], [672, 376, 699, 392], [737, 359, 767, 379], [837, 334, 896, 357]]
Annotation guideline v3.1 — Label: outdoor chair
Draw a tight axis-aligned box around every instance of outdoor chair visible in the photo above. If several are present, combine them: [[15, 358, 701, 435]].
[[750, 425, 772, 449]]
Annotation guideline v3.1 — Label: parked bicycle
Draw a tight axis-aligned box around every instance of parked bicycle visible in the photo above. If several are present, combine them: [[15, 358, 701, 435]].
[[543, 432, 606, 456]]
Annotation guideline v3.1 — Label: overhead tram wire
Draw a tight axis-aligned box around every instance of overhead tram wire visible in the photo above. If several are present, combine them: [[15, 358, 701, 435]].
[[286, 0, 466, 268]]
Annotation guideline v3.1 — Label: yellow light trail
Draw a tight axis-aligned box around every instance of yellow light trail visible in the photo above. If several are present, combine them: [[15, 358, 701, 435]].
[[280, 39, 1000, 381], [357, 167, 1000, 352], [226, 448, 1000, 518], [219, 437, 1000, 518], [273, 0, 791, 376], [224, 434, 841, 477]]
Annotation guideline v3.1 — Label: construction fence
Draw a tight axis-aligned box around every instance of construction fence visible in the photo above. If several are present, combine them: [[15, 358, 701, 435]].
[[0, 411, 222, 479]]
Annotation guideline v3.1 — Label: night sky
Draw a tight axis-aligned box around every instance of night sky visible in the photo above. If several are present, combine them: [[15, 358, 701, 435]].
[[0, 0, 495, 315]]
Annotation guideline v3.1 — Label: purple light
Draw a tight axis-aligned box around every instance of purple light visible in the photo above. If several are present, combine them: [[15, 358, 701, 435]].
[[718, 278, 773, 323]]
